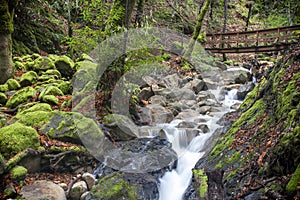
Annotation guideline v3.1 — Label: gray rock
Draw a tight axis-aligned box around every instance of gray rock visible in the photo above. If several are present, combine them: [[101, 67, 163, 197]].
[[138, 87, 154, 101], [137, 106, 152, 125], [197, 124, 210, 133], [197, 91, 216, 102], [20, 180, 66, 200], [80, 192, 90, 200], [82, 173, 96, 190], [184, 78, 206, 94], [70, 181, 88, 200], [147, 104, 174, 124], [223, 69, 251, 84], [176, 121, 198, 128], [237, 82, 255, 100], [149, 95, 167, 106], [197, 106, 211, 114], [162, 73, 179, 88], [175, 109, 200, 119], [103, 114, 139, 141]]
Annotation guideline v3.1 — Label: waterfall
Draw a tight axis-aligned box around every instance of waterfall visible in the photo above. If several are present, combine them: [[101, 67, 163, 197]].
[[157, 89, 241, 200]]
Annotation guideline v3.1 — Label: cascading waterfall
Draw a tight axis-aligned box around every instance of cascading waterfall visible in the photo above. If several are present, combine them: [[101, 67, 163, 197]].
[[157, 88, 241, 200]]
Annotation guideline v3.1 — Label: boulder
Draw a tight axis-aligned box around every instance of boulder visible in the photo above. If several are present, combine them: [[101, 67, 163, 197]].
[[184, 78, 206, 94], [0, 92, 7, 105], [237, 82, 255, 100], [31, 56, 56, 73], [103, 114, 139, 141], [149, 95, 167, 106], [20, 180, 67, 200], [6, 79, 21, 91], [0, 84, 9, 92], [19, 71, 38, 87], [6, 87, 36, 108], [162, 73, 179, 88], [138, 87, 154, 101], [176, 121, 198, 128], [0, 123, 40, 158], [147, 104, 174, 124], [70, 181, 88, 200], [197, 124, 210, 133], [10, 166, 28, 181], [223, 69, 251, 84], [82, 173, 96, 190], [175, 109, 200, 119], [55, 55, 75, 79]]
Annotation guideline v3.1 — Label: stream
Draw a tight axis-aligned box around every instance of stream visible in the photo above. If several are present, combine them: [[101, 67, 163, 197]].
[[157, 88, 241, 200]]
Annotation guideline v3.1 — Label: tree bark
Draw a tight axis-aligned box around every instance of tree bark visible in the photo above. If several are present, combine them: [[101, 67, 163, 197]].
[[135, 0, 145, 27], [222, 0, 228, 61], [0, 0, 17, 84], [184, 0, 210, 59]]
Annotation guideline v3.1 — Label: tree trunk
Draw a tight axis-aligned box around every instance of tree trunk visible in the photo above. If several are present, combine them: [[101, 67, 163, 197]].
[[184, 0, 210, 59], [222, 0, 228, 61], [245, 1, 253, 31], [0, 0, 17, 84], [135, 0, 145, 27]]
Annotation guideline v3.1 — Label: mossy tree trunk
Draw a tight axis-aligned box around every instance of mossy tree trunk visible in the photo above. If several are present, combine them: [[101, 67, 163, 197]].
[[0, 0, 18, 84], [135, 0, 145, 27], [183, 0, 210, 60]]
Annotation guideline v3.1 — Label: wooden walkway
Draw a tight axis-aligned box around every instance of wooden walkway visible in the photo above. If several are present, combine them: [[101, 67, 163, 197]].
[[205, 25, 300, 53]]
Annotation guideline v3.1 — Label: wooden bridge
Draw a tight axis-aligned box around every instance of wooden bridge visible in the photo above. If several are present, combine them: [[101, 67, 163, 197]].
[[205, 25, 300, 53]]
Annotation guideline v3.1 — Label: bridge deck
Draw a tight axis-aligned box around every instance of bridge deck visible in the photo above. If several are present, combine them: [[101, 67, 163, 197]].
[[205, 25, 300, 53]]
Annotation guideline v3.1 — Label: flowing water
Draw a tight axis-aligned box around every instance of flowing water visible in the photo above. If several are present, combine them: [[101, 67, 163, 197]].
[[157, 88, 241, 200]]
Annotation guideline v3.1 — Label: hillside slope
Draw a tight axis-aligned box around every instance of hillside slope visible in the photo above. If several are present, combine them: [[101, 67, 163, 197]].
[[191, 42, 300, 199]]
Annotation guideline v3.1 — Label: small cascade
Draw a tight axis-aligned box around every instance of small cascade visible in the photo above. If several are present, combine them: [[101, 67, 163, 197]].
[[157, 89, 241, 200]]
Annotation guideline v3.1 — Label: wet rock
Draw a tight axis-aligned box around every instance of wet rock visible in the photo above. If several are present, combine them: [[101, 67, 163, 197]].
[[197, 106, 211, 114], [223, 69, 251, 84], [197, 124, 210, 133], [20, 180, 67, 200], [236, 82, 255, 100], [176, 121, 198, 128], [184, 78, 206, 94], [175, 109, 200, 119], [70, 181, 88, 200]]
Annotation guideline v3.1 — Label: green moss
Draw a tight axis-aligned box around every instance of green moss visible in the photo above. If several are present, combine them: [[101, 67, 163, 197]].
[[10, 166, 27, 180], [14, 61, 25, 71], [19, 71, 38, 87], [90, 173, 137, 200], [15, 103, 52, 118], [6, 79, 21, 91], [0, 0, 14, 34], [15, 110, 54, 127], [225, 151, 241, 164], [42, 69, 62, 79], [39, 85, 64, 97], [0, 92, 7, 105], [6, 87, 36, 108], [56, 81, 71, 95], [54, 55, 75, 78], [193, 169, 208, 198], [31, 56, 56, 72], [41, 95, 59, 105], [0, 84, 9, 92], [0, 123, 40, 158], [286, 163, 300, 192]]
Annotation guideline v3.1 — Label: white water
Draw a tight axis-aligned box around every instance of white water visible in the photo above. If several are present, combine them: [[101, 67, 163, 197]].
[[157, 88, 241, 200]]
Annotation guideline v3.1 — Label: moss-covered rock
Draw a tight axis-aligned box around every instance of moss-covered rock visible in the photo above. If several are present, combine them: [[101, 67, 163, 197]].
[[6, 78, 21, 91], [42, 69, 62, 79], [15, 110, 54, 127], [0, 92, 7, 105], [89, 173, 137, 200], [0, 123, 40, 158], [0, 153, 5, 175], [41, 95, 59, 105], [14, 61, 25, 71], [15, 103, 52, 118], [193, 169, 208, 198], [77, 53, 94, 62], [10, 165, 28, 180], [31, 56, 56, 73], [0, 84, 9, 92], [56, 81, 71, 95], [19, 71, 38, 87], [6, 87, 36, 108], [286, 163, 300, 192], [39, 85, 64, 98], [54, 55, 75, 79], [0, 113, 9, 128]]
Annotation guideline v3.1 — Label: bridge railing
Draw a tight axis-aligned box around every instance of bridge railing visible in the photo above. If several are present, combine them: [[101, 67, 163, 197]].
[[205, 25, 300, 53]]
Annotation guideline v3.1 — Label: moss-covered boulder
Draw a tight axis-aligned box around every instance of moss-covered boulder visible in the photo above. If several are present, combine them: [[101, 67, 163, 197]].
[[15, 103, 52, 118], [42, 69, 62, 79], [14, 61, 25, 71], [42, 95, 59, 105], [6, 79, 21, 91], [89, 173, 137, 200], [6, 87, 36, 108], [0, 153, 5, 175], [0, 92, 7, 105], [286, 163, 300, 192], [10, 165, 28, 180], [14, 110, 54, 127], [0, 84, 9, 92], [0, 123, 40, 158], [54, 55, 75, 79], [77, 53, 94, 62], [38, 85, 63, 105], [19, 71, 38, 87], [31, 56, 56, 73], [0, 113, 9, 128]]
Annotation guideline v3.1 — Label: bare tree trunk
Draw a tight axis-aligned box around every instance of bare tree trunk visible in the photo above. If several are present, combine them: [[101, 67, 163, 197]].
[[245, 1, 253, 31], [184, 0, 211, 60], [222, 0, 228, 61], [135, 0, 145, 27], [0, 0, 17, 84]]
